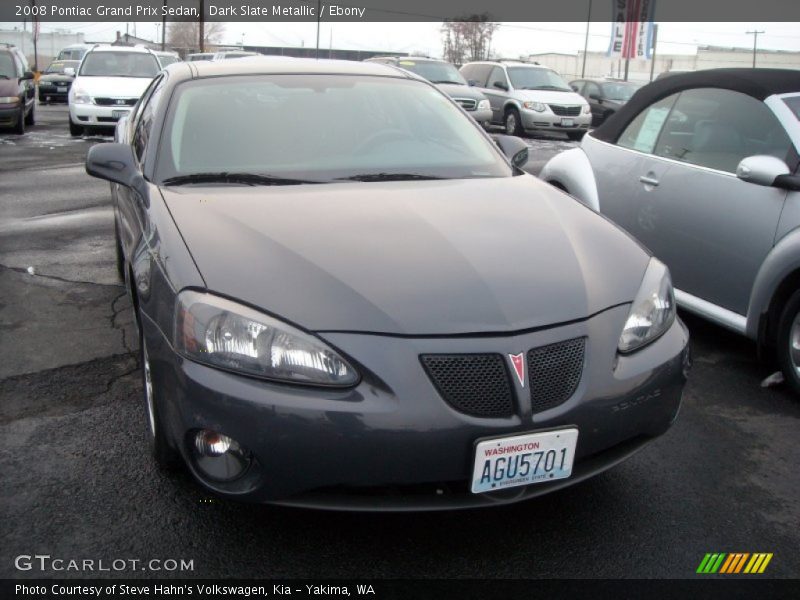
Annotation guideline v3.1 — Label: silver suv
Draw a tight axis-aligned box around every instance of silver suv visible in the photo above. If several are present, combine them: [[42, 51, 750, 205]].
[[460, 60, 591, 140]]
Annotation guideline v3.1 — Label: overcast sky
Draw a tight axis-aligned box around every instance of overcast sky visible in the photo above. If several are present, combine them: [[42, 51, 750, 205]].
[[3, 21, 799, 58]]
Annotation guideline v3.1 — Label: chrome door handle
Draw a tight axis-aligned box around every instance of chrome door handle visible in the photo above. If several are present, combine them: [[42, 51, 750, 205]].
[[639, 175, 659, 186]]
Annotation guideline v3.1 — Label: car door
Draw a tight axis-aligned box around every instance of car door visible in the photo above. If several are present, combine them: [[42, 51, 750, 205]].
[[604, 88, 794, 316], [484, 66, 511, 123], [582, 82, 604, 124], [116, 74, 165, 268]]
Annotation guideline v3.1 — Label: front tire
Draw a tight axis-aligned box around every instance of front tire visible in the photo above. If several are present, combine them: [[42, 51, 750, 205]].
[[12, 107, 24, 134], [504, 108, 523, 136], [24, 104, 34, 126], [140, 327, 182, 471], [776, 290, 800, 395], [69, 117, 82, 137]]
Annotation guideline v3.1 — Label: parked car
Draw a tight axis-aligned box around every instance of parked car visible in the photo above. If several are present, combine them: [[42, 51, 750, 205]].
[[0, 43, 35, 134], [540, 69, 800, 393], [460, 60, 591, 140], [186, 53, 214, 62], [37, 59, 80, 104], [56, 43, 93, 61], [85, 58, 689, 509], [365, 56, 492, 126], [154, 50, 181, 69], [212, 51, 260, 60], [68, 45, 161, 136], [569, 79, 642, 126]]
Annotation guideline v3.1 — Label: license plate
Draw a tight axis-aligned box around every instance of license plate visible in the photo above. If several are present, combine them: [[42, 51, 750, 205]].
[[112, 109, 130, 120], [57, 86, 67, 92], [561, 118, 574, 127], [471, 428, 578, 494]]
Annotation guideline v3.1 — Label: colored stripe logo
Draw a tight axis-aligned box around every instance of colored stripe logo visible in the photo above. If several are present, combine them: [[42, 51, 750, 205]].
[[697, 553, 773, 574]]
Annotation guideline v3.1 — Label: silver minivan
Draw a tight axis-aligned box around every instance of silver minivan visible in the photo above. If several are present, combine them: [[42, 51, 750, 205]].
[[460, 60, 591, 140]]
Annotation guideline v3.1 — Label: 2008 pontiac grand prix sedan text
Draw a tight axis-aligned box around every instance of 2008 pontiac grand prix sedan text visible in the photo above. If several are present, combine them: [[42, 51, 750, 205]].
[[85, 57, 690, 510]]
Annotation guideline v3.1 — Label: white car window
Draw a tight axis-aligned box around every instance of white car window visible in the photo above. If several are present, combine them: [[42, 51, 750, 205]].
[[618, 94, 678, 153]]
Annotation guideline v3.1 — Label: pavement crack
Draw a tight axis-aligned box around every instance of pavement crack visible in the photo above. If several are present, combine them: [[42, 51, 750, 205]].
[[110, 289, 136, 354], [0, 262, 124, 288]]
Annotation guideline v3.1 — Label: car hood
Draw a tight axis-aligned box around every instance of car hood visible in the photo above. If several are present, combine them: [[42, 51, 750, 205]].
[[161, 176, 648, 335], [435, 83, 487, 101], [72, 75, 152, 97], [0, 79, 17, 96], [515, 89, 588, 105], [39, 73, 74, 83]]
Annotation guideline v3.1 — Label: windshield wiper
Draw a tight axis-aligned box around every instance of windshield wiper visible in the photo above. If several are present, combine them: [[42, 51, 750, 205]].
[[336, 173, 445, 182], [161, 172, 323, 186]]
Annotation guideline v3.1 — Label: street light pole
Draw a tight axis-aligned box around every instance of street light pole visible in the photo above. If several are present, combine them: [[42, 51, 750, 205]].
[[581, 0, 592, 78], [316, 0, 321, 59], [746, 30, 764, 68]]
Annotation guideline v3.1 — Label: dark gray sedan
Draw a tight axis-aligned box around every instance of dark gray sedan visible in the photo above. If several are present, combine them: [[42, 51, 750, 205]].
[[86, 57, 689, 510]]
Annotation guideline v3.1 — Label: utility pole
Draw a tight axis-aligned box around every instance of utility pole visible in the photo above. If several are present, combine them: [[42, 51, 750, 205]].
[[161, 0, 167, 51], [649, 24, 659, 82], [199, 0, 205, 52], [581, 0, 592, 78], [746, 30, 764, 68], [315, 0, 321, 59]]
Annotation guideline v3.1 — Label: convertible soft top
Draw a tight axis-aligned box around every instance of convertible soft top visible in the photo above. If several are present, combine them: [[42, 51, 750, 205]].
[[593, 68, 800, 143]]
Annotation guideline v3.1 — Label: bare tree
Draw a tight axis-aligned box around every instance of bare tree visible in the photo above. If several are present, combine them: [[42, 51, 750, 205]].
[[441, 15, 498, 66], [167, 21, 225, 51]]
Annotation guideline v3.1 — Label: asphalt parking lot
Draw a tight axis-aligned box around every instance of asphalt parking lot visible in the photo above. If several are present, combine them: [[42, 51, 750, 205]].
[[1, 104, 798, 579]]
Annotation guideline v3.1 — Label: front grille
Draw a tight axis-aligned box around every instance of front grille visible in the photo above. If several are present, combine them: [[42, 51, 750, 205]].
[[421, 354, 514, 418], [548, 104, 581, 117], [93, 97, 137, 106], [527, 337, 585, 413], [453, 98, 477, 111]]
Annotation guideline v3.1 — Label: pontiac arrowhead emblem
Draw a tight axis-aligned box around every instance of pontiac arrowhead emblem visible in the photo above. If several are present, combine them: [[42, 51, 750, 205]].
[[509, 353, 525, 387]]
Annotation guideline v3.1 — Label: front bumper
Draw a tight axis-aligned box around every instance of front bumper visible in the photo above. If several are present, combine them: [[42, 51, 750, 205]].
[[69, 102, 134, 127], [38, 85, 70, 102], [144, 304, 689, 510], [521, 109, 591, 132], [466, 108, 493, 124], [0, 104, 22, 127]]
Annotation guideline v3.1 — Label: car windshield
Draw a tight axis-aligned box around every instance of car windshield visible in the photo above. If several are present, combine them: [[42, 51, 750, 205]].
[[601, 82, 641, 101], [45, 60, 79, 74], [57, 48, 86, 60], [397, 60, 467, 85], [784, 96, 800, 121], [0, 53, 15, 78], [157, 74, 511, 184], [507, 67, 571, 91], [79, 52, 160, 78]]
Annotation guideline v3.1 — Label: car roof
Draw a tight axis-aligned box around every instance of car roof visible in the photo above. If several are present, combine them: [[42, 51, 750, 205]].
[[593, 68, 800, 144], [85, 45, 155, 54], [183, 57, 417, 80], [465, 61, 549, 69]]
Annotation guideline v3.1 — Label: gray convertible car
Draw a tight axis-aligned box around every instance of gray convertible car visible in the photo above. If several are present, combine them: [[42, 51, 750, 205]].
[[86, 58, 689, 510], [541, 69, 800, 394]]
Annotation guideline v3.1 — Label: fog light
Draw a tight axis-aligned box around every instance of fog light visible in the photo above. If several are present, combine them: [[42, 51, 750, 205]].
[[192, 429, 251, 481]]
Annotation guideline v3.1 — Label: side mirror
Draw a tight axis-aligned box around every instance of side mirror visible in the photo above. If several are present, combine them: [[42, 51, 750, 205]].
[[588, 93, 601, 101], [22, 70, 34, 80], [86, 143, 140, 188], [736, 155, 790, 187], [467, 79, 478, 87], [63, 67, 75, 77], [493, 81, 509, 91], [492, 134, 529, 168]]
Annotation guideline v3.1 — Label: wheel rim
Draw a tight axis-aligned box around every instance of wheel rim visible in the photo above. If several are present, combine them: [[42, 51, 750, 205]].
[[143, 343, 156, 437], [790, 312, 800, 377], [506, 113, 516, 134]]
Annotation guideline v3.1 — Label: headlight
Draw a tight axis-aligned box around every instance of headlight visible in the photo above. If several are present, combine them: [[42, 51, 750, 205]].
[[581, 104, 591, 115], [477, 99, 490, 111], [522, 101, 546, 112], [71, 89, 91, 104], [0, 96, 20, 104], [618, 258, 676, 353], [175, 290, 359, 386]]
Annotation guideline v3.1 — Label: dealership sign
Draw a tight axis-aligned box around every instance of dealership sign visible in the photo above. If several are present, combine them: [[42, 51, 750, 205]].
[[608, 0, 657, 59]]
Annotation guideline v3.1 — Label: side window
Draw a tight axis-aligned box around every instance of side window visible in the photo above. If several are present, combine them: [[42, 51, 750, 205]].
[[487, 67, 508, 90], [618, 93, 679, 154], [133, 76, 165, 164], [653, 88, 793, 173], [584, 82, 601, 98], [13, 53, 24, 77]]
